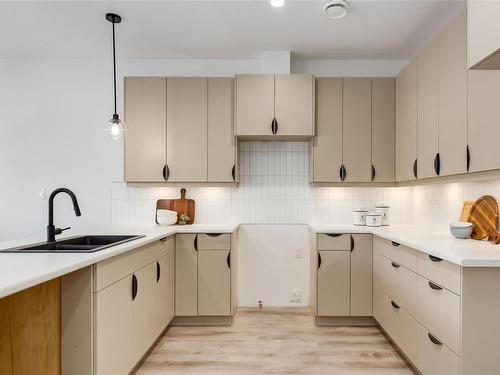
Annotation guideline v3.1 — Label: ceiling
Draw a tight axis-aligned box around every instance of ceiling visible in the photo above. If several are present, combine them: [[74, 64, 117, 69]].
[[0, 0, 465, 60]]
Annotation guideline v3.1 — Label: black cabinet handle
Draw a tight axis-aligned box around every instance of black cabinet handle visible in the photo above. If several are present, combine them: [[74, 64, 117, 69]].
[[326, 233, 342, 238], [163, 165, 170, 181], [391, 241, 400, 247], [391, 300, 400, 309], [434, 153, 440, 176], [156, 261, 161, 282], [371, 165, 376, 181], [428, 281, 442, 291], [160, 237, 168, 242], [429, 255, 442, 262], [194, 234, 198, 252], [413, 159, 418, 179], [340, 165, 346, 181], [271, 118, 278, 134], [428, 333, 443, 346], [391, 261, 400, 268], [350, 235, 354, 252], [227, 252, 231, 269], [132, 274, 138, 301], [318, 252, 322, 270], [232, 164, 235, 181], [207, 233, 223, 237], [466, 145, 470, 172]]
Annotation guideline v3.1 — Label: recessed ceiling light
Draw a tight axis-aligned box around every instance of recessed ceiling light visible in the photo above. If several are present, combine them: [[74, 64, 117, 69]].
[[324, 0, 348, 19], [270, 0, 285, 8]]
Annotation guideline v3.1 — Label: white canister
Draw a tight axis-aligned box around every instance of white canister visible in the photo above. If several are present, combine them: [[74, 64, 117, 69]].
[[366, 212, 382, 227], [375, 203, 390, 226], [353, 208, 368, 226]]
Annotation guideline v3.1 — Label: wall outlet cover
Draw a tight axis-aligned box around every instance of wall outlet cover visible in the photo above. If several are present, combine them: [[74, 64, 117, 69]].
[[288, 288, 302, 303]]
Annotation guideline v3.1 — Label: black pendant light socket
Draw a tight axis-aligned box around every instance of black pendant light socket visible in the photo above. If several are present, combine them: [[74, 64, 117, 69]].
[[106, 13, 122, 24]]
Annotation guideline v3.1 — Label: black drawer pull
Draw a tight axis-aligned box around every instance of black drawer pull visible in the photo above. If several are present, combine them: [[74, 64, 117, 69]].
[[318, 252, 322, 269], [162, 165, 170, 181], [206, 233, 223, 237], [466, 145, 470, 172], [428, 333, 443, 346], [194, 235, 198, 251], [156, 261, 161, 282], [232, 165, 236, 181], [371, 165, 376, 181], [326, 233, 342, 238], [413, 159, 418, 179], [391, 300, 400, 309], [391, 261, 400, 268], [227, 252, 231, 269], [391, 241, 400, 247], [434, 153, 441, 176], [132, 274, 138, 301], [350, 235, 354, 252], [160, 237, 168, 242], [428, 281, 443, 291], [429, 255, 442, 262]]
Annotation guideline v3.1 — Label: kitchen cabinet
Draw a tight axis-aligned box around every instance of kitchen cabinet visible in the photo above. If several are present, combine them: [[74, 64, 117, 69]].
[[208, 77, 237, 182], [417, 37, 440, 179], [311, 77, 343, 182], [313, 233, 372, 318], [396, 59, 418, 181], [467, 0, 500, 69], [467, 70, 500, 172], [166, 77, 208, 182], [371, 78, 395, 182], [155, 238, 175, 333], [235, 74, 314, 137], [198, 249, 231, 315], [175, 233, 198, 316], [124, 77, 167, 182], [342, 78, 372, 182]]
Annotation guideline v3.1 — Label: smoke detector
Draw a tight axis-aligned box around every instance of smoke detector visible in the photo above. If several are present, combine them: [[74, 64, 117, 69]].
[[324, 0, 349, 19]]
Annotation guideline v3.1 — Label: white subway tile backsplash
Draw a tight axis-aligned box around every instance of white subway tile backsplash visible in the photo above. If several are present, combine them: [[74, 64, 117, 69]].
[[111, 141, 500, 227]]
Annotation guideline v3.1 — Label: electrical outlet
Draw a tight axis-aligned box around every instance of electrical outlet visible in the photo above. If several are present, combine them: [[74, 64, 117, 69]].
[[288, 288, 302, 304], [295, 248, 303, 258]]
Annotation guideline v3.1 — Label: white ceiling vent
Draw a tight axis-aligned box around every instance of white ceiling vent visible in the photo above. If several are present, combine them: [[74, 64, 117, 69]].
[[324, 0, 349, 20]]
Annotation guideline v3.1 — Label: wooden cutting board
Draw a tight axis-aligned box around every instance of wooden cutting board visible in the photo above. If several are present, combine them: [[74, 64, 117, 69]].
[[156, 188, 195, 225], [467, 195, 499, 241]]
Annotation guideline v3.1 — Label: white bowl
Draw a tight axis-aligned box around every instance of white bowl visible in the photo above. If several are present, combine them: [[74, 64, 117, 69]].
[[157, 209, 177, 226], [450, 222, 473, 239]]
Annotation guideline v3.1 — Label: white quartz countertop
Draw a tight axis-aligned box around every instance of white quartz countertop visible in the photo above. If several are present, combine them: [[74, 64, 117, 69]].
[[0, 224, 238, 299], [310, 224, 500, 267]]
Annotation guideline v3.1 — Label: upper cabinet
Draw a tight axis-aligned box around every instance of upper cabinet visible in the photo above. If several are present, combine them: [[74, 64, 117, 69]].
[[396, 59, 418, 182], [235, 74, 314, 137], [467, 0, 500, 69], [124, 76, 237, 183]]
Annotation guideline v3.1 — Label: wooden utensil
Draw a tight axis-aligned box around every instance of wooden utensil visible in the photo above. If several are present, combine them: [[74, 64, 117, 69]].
[[467, 195, 499, 241], [460, 201, 474, 221], [156, 188, 195, 225]]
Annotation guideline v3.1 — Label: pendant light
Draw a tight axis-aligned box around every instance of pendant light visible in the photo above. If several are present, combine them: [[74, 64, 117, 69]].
[[104, 13, 125, 140]]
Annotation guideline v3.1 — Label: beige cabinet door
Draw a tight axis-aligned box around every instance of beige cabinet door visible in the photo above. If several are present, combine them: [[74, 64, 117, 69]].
[[371, 78, 395, 182], [274, 74, 314, 136], [198, 249, 231, 316], [311, 78, 343, 182], [468, 70, 500, 172], [396, 59, 418, 181], [155, 255, 172, 334], [95, 276, 133, 375], [467, 0, 500, 69], [350, 234, 373, 316], [439, 10, 467, 177], [132, 262, 157, 362], [166, 77, 208, 182], [175, 234, 198, 316], [236, 75, 275, 136], [125, 77, 166, 182], [342, 78, 372, 182], [317, 250, 350, 316], [418, 38, 440, 179], [208, 78, 236, 182]]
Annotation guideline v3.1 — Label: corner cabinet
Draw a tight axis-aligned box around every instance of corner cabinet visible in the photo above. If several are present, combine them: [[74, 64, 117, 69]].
[[125, 76, 237, 183], [311, 233, 373, 319], [235, 74, 314, 137]]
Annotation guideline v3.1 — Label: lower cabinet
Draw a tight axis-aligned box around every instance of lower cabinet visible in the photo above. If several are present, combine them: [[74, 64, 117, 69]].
[[314, 233, 373, 317], [176, 233, 234, 317], [94, 236, 175, 375]]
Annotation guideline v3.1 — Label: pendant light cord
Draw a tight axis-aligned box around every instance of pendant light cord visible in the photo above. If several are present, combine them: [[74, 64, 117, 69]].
[[112, 19, 117, 115]]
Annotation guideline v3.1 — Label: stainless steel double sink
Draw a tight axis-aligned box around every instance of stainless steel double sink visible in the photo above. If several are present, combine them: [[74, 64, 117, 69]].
[[0, 235, 144, 253]]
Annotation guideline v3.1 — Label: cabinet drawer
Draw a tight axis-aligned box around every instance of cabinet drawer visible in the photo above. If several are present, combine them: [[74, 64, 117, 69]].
[[373, 288, 418, 365], [417, 275, 460, 354], [95, 237, 172, 292], [416, 323, 459, 375], [317, 233, 352, 251], [197, 233, 231, 250], [374, 253, 417, 316], [373, 236, 417, 272], [418, 252, 461, 295]]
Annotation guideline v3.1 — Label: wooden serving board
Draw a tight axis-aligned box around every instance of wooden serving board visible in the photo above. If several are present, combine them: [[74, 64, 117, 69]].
[[467, 195, 499, 242], [156, 188, 195, 225]]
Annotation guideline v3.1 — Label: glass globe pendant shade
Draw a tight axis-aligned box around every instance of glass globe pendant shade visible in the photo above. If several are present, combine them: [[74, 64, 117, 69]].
[[105, 114, 125, 140]]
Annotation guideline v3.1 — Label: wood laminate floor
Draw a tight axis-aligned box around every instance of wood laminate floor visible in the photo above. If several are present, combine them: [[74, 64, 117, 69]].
[[136, 308, 415, 375]]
